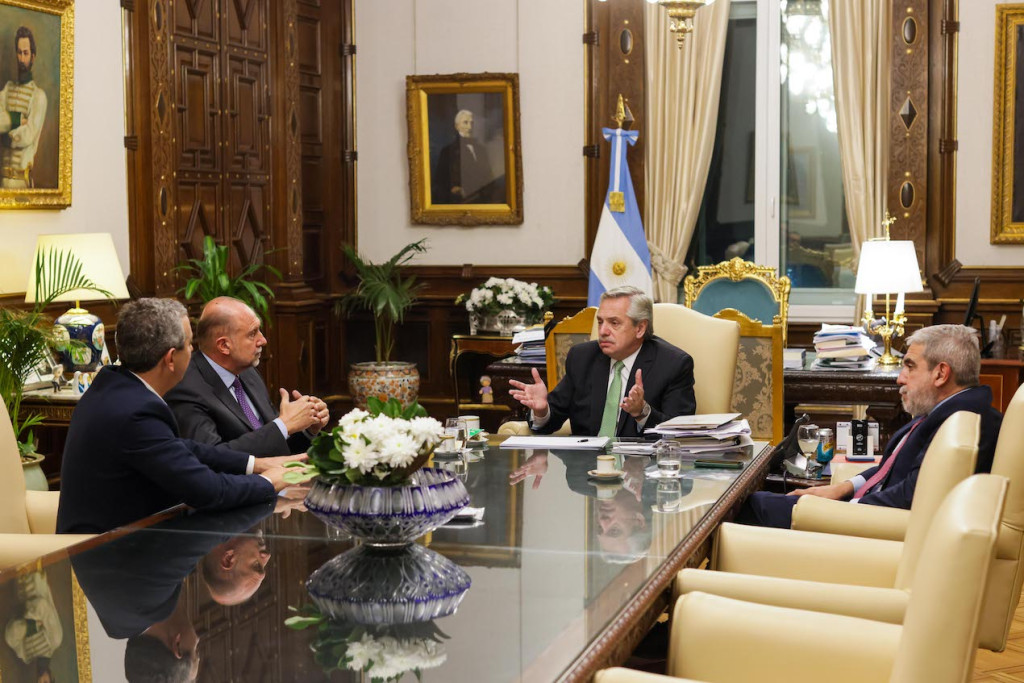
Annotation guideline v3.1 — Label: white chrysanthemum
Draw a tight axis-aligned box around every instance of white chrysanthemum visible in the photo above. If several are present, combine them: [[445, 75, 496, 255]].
[[343, 438, 378, 473], [338, 408, 368, 428], [346, 633, 381, 671], [358, 415, 394, 445], [381, 433, 418, 468], [496, 292, 513, 305], [406, 416, 443, 447]]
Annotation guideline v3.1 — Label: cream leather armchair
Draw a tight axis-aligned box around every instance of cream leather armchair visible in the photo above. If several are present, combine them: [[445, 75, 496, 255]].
[[788, 383, 1024, 651], [674, 411, 980, 624], [497, 304, 739, 436], [0, 400, 92, 568], [598, 474, 1007, 683]]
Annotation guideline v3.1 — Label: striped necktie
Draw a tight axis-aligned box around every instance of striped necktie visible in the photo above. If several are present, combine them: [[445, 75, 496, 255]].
[[231, 376, 263, 430], [854, 416, 924, 498]]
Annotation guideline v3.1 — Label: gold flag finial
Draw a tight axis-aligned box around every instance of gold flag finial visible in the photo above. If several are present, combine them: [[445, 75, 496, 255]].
[[613, 94, 626, 129]]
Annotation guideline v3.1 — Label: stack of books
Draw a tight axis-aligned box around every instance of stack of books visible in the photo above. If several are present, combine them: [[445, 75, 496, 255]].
[[783, 348, 806, 370], [811, 324, 874, 370], [646, 413, 753, 454], [511, 327, 546, 363]]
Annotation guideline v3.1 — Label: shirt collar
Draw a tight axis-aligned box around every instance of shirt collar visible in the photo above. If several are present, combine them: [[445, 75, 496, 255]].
[[130, 372, 165, 402], [203, 351, 239, 389], [610, 345, 643, 378]]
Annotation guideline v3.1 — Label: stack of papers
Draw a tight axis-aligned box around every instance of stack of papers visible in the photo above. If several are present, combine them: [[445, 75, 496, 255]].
[[647, 414, 754, 454], [783, 348, 806, 370], [811, 324, 875, 370], [512, 327, 546, 363]]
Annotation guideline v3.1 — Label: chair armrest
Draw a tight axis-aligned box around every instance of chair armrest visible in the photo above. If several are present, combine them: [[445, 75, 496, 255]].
[[675, 567, 909, 624], [597, 669, 702, 683], [669, 592, 900, 682], [24, 490, 61, 534], [0, 534, 94, 570], [792, 496, 910, 542], [713, 522, 903, 587], [497, 421, 531, 436], [831, 462, 873, 485]]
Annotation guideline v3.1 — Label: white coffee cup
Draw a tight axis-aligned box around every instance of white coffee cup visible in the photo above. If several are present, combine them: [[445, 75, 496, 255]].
[[596, 455, 615, 473], [462, 415, 481, 436]]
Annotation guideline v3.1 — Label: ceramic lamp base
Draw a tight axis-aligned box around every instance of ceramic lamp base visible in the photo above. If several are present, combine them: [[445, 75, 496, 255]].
[[54, 307, 104, 372]]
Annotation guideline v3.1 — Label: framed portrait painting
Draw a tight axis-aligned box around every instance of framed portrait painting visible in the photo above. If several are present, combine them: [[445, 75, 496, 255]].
[[0, 0, 73, 210], [992, 5, 1024, 243], [406, 72, 523, 226]]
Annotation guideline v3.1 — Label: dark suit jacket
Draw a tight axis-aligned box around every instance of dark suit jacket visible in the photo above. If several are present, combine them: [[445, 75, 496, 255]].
[[433, 136, 504, 204], [57, 365, 276, 534], [165, 352, 310, 456], [532, 337, 696, 437], [858, 384, 1002, 509]]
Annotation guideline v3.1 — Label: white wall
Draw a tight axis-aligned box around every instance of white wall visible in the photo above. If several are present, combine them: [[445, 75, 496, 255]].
[[955, 0, 1024, 266], [354, 0, 586, 266], [0, 4, 129, 295]]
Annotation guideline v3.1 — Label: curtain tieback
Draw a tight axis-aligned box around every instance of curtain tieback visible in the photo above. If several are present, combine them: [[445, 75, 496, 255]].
[[647, 242, 687, 287]]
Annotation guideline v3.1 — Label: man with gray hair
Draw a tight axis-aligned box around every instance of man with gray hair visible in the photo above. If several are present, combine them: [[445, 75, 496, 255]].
[[739, 323, 1003, 529], [510, 285, 695, 437], [57, 298, 303, 534], [433, 108, 501, 204]]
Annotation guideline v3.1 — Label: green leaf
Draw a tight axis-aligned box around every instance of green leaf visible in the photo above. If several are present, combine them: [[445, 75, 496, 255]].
[[284, 615, 324, 630]]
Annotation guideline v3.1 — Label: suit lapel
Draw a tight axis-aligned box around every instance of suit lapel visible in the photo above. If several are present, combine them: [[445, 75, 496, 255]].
[[241, 369, 276, 423], [616, 340, 655, 434], [194, 353, 254, 430]]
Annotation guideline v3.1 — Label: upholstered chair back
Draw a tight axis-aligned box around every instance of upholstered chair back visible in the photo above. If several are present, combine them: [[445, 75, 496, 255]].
[[978, 381, 1024, 650], [893, 411, 980, 590], [651, 303, 739, 414], [0, 399, 31, 534], [894, 474, 1006, 682]]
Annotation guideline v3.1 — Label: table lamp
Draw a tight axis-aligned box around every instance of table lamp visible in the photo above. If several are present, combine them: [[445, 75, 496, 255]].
[[24, 233, 130, 372], [854, 217, 923, 366]]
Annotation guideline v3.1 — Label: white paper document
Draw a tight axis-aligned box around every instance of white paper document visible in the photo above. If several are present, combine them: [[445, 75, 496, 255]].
[[500, 436, 611, 450], [654, 413, 741, 430]]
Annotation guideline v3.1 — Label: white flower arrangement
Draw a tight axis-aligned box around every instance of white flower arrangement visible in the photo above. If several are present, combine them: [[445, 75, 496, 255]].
[[455, 277, 554, 325], [284, 399, 443, 486], [345, 633, 446, 681]]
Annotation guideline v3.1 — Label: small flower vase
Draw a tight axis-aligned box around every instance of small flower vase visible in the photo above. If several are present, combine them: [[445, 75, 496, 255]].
[[469, 312, 500, 335], [303, 467, 470, 547]]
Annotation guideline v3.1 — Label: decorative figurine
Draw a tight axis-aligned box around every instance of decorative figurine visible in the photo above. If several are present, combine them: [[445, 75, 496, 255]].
[[479, 375, 493, 404]]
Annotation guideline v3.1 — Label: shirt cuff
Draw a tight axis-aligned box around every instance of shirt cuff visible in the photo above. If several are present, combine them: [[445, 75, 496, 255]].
[[530, 409, 550, 429], [246, 456, 255, 475], [273, 417, 288, 438], [847, 474, 866, 497]]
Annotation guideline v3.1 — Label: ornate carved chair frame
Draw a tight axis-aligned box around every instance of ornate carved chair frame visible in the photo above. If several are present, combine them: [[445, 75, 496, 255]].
[[714, 309, 785, 444], [683, 258, 791, 346]]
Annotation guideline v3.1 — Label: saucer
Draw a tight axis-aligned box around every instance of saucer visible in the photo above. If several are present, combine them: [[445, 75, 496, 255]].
[[588, 469, 624, 480]]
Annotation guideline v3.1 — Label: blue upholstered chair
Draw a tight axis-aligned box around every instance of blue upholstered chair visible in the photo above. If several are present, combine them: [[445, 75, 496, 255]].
[[682, 258, 791, 346]]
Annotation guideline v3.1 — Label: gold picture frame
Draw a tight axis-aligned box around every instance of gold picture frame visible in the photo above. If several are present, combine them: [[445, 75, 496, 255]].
[[991, 5, 1024, 243], [406, 72, 523, 226], [0, 0, 73, 209]]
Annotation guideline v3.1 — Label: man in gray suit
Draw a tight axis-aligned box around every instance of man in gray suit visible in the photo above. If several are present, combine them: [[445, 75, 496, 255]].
[[166, 297, 330, 456]]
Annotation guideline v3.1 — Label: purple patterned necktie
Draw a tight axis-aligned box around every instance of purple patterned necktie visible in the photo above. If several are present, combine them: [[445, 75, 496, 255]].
[[231, 376, 262, 430]]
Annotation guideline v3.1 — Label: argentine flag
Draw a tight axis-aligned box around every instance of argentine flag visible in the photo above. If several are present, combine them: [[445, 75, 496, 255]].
[[588, 127, 653, 306]]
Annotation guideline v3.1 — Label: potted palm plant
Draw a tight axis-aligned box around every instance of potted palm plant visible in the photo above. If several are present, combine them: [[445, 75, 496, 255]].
[[336, 239, 427, 409], [0, 248, 113, 488], [175, 235, 281, 320]]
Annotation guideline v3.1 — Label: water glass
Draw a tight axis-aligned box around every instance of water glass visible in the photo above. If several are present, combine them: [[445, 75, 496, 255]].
[[440, 418, 468, 454], [654, 440, 683, 478]]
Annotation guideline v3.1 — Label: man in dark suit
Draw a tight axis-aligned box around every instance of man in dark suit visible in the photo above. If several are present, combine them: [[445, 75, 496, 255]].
[[165, 296, 329, 456], [433, 109, 504, 204], [740, 324, 1003, 528], [509, 285, 696, 437], [57, 298, 302, 534]]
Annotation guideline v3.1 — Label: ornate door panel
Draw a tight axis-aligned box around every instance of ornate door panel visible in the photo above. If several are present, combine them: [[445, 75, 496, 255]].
[[225, 0, 268, 52], [224, 55, 269, 174], [174, 0, 219, 42], [179, 180, 222, 259], [174, 44, 220, 172]]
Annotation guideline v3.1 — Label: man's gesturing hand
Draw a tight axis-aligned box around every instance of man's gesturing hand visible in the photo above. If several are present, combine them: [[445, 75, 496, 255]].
[[621, 368, 646, 418], [253, 452, 307, 475], [509, 367, 550, 417], [292, 390, 330, 434], [278, 388, 321, 435]]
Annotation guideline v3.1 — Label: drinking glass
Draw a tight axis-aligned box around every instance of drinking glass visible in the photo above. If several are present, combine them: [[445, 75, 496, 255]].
[[797, 424, 820, 458], [438, 450, 469, 481], [654, 440, 683, 477], [441, 418, 468, 454]]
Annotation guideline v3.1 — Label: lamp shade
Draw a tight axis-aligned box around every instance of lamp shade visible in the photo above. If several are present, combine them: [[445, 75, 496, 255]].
[[24, 233, 130, 304], [854, 240, 923, 295]]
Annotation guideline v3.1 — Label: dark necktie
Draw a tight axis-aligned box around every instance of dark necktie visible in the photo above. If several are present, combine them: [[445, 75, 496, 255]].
[[231, 376, 262, 430]]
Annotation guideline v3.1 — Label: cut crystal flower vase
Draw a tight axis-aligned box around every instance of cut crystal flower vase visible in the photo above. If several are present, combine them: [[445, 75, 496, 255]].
[[304, 467, 470, 547]]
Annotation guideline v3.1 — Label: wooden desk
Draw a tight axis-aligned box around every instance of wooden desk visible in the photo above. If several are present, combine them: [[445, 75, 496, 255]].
[[18, 387, 80, 488], [449, 334, 517, 427], [784, 356, 909, 450], [980, 359, 1024, 412], [5, 440, 773, 682]]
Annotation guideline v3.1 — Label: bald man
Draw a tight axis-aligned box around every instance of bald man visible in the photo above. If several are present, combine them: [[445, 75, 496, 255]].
[[165, 297, 330, 456]]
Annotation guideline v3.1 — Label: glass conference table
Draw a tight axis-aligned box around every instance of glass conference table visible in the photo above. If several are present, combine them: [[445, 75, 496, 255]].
[[0, 439, 771, 683]]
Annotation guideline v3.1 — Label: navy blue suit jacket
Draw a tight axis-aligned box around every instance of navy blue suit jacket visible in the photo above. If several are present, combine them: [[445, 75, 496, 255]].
[[165, 352, 310, 456], [857, 384, 1002, 508], [532, 336, 696, 437], [57, 365, 276, 534]]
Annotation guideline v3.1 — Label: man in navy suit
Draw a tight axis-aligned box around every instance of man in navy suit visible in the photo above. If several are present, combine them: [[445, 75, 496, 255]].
[[57, 298, 303, 534], [740, 324, 1003, 528], [509, 285, 696, 437], [165, 296, 329, 456]]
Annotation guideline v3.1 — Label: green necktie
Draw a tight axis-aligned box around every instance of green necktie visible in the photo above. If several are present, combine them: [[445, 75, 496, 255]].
[[599, 360, 625, 437]]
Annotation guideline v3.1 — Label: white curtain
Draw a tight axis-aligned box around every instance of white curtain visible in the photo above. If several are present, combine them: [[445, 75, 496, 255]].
[[829, 0, 891, 264], [644, 0, 732, 303]]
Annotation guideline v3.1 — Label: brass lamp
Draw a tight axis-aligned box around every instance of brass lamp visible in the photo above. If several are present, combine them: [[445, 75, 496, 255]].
[[25, 233, 130, 372], [644, 0, 715, 46], [854, 218, 923, 367]]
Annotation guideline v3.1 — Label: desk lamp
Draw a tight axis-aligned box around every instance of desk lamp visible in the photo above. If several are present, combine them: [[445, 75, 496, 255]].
[[854, 214, 923, 366], [24, 233, 130, 372]]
